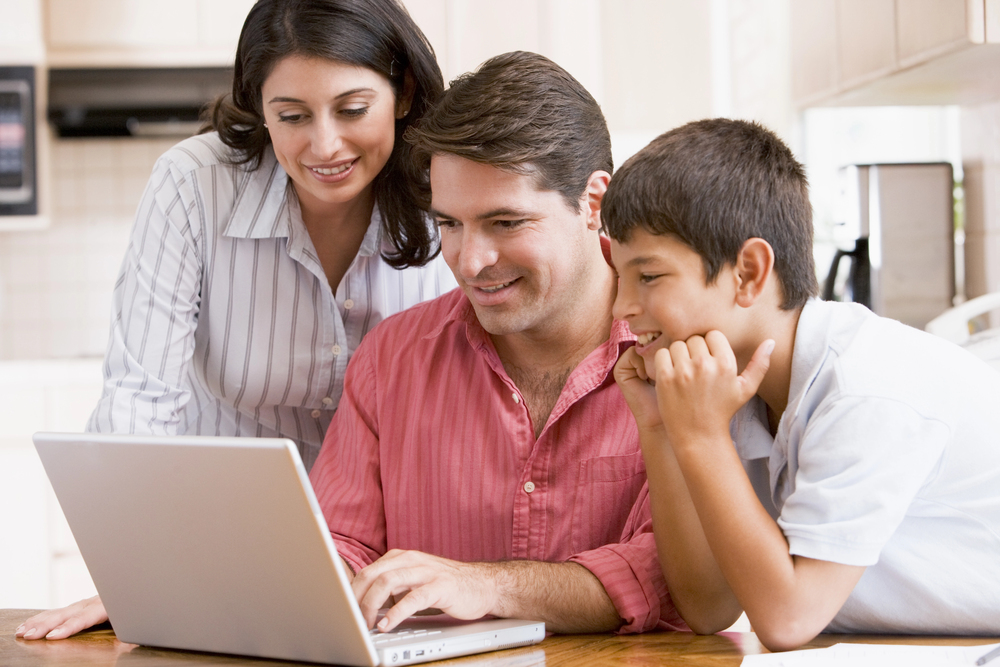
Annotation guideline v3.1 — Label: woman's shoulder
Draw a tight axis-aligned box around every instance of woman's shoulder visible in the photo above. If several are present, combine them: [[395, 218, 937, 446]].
[[155, 132, 251, 177]]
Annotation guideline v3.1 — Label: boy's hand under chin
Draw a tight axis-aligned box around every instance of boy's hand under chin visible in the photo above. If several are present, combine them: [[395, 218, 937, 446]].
[[613, 346, 666, 432], [653, 331, 774, 448]]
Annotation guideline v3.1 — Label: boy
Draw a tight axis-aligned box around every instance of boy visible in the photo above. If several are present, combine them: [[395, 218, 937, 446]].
[[602, 118, 1000, 650]]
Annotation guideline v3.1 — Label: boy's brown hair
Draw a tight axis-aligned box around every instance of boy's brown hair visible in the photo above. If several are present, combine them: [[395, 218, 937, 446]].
[[602, 118, 818, 310]]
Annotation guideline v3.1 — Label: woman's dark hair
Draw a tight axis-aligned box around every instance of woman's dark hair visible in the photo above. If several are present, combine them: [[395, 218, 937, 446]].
[[203, 0, 445, 268]]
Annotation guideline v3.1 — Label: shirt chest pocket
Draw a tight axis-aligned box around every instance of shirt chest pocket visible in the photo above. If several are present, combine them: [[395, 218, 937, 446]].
[[570, 451, 646, 555]]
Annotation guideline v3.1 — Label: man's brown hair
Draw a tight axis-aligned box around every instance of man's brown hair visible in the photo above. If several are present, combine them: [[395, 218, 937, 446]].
[[405, 50, 612, 211], [602, 118, 818, 310]]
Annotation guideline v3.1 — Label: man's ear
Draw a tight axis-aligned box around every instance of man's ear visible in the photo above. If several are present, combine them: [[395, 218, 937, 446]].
[[583, 170, 611, 231], [734, 237, 776, 307]]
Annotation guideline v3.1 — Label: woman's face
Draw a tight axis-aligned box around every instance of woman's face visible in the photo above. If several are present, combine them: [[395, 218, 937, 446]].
[[261, 55, 406, 218]]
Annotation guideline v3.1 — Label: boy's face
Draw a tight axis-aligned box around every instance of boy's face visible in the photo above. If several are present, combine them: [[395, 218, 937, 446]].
[[611, 228, 740, 373]]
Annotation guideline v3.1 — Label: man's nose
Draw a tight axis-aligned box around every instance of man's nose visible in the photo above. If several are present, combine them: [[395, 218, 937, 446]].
[[457, 228, 499, 280]]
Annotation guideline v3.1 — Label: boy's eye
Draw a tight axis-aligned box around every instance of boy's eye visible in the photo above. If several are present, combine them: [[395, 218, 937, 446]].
[[639, 273, 662, 284]]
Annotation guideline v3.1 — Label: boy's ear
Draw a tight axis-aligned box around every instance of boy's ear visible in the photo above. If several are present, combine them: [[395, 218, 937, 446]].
[[582, 170, 611, 231], [734, 237, 776, 307]]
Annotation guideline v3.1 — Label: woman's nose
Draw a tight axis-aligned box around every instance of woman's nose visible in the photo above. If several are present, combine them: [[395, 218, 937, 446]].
[[311, 118, 343, 159]]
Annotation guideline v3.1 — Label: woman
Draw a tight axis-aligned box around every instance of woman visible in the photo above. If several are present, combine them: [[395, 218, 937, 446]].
[[17, 0, 455, 641]]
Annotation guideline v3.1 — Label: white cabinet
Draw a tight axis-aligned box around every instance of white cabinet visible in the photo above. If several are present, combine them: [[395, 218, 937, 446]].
[[0, 0, 44, 63], [792, 0, 1000, 106], [45, 0, 257, 67], [0, 360, 103, 609]]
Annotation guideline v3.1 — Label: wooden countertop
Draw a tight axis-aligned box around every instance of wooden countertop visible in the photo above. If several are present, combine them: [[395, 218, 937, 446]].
[[3, 609, 997, 666]]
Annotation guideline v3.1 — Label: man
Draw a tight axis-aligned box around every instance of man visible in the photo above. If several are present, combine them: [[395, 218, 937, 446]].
[[309, 51, 685, 635]]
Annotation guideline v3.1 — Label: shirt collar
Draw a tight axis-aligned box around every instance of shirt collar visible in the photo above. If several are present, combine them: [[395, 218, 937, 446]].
[[223, 146, 293, 240], [785, 298, 832, 422]]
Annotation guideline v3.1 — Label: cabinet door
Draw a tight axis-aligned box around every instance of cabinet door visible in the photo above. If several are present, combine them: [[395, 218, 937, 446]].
[[790, 0, 838, 104], [47, 0, 199, 50], [896, 0, 973, 67], [197, 0, 257, 51], [837, 0, 896, 87]]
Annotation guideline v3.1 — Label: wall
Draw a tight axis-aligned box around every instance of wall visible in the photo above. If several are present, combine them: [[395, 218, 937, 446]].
[[962, 99, 1000, 323], [0, 136, 176, 359]]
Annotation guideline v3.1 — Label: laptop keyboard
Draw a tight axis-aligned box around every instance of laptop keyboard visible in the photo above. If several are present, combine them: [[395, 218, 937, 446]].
[[369, 627, 444, 646]]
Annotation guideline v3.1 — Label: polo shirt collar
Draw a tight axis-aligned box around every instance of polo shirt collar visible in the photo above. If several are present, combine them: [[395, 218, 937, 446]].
[[785, 298, 833, 422]]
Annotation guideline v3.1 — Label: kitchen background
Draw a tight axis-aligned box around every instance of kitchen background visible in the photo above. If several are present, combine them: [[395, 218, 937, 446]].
[[1, 0, 998, 614]]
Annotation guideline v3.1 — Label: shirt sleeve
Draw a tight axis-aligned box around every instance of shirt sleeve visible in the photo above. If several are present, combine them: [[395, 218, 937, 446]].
[[778, 395, 950, 566], [568, 481, 689, 634], [309, 337, 387, 573], [86, 151, 202, 435]]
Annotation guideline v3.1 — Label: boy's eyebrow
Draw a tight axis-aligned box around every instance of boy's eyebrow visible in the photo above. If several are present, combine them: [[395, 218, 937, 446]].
[[623, 255, 659, 268]]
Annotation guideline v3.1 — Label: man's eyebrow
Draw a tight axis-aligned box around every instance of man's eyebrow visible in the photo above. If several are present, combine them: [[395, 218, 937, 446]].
[[267, 87, 376, 105], [429, 207, 533, 221]]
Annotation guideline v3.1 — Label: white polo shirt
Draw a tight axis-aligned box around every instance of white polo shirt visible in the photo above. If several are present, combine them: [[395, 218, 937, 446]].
[[731, 299, 1000, 634]]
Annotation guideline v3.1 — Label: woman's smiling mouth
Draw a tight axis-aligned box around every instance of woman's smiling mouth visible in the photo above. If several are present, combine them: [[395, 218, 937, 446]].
[[310, 160, 356, 176]]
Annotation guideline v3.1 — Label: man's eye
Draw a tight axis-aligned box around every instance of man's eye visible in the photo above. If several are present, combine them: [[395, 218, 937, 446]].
[[497, 219, 525, 229], [435, 219, 457, 229]]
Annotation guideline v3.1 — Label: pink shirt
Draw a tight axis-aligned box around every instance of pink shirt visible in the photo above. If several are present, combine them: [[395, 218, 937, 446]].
[[310, 288, 685, 634]]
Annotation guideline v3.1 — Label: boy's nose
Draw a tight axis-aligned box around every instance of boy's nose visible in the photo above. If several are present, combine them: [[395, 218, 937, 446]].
[[612, 276, 638, 321]]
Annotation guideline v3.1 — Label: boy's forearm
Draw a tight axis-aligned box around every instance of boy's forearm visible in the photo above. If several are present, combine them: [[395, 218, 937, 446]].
[[639, 426, 742, 633], [670, 432, 861, 649]]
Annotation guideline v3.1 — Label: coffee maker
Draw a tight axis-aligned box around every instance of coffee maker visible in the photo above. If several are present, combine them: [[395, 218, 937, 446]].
[[823, 163, 955, 330]]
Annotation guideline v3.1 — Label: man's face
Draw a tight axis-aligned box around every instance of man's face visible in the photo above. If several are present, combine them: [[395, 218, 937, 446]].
[[430, 154, 598, 339], [611, 228, 740, 375]]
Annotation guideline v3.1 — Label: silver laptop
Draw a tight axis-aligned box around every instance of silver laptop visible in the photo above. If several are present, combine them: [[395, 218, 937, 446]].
[[33, 432, 545, 666]]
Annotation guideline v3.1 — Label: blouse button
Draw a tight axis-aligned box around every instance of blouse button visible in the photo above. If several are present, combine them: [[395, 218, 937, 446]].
[[344, 299, 355, 310], [311, 409, 322, 419], [523, 481, 535, 494], [512, 393, 520, 404], [331, 344, 342, 356]]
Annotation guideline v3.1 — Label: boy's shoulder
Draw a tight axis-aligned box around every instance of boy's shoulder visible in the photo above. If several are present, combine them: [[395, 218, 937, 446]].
[[790, 298, 999, 422]]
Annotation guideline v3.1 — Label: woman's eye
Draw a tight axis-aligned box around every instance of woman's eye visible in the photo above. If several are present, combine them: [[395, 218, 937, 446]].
[[277, 114, 304, 123], [341, 107, 369, 118]]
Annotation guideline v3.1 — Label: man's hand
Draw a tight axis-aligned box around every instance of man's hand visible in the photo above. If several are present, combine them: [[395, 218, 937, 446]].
[[352, 550, 499, 633], [15, 596, 109, 640], [653, 332, 773, 448], [613, 346, 664, 432]]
